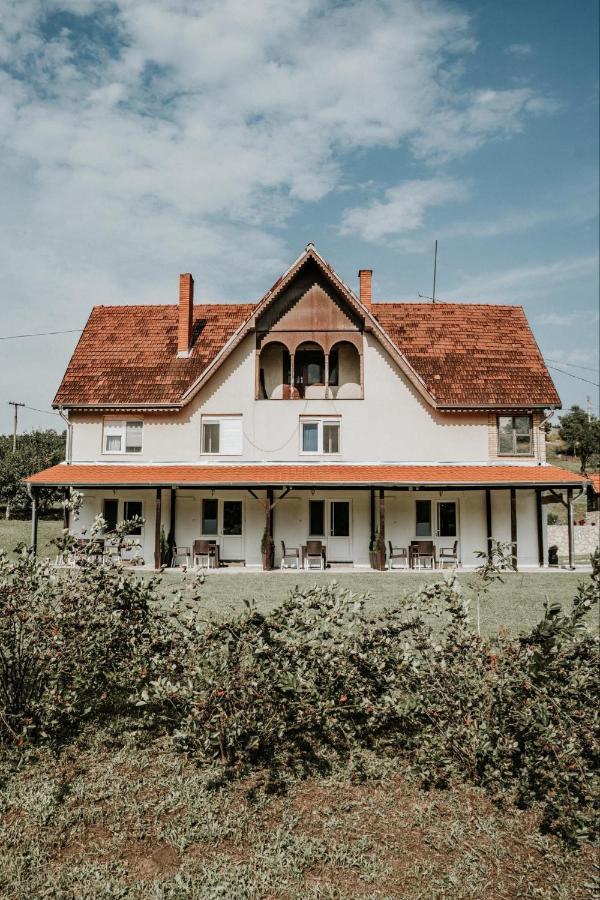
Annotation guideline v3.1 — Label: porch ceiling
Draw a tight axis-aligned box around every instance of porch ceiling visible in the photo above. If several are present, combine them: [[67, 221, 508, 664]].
[[26, 463, 584, 489]]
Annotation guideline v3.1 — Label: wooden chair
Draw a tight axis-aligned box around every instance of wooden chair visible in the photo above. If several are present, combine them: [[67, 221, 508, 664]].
[[305, 540, 324, 570], [387, 541, 409, 570], [193, 539, 217, 569], [438, 540, 459, 568], [410, 540, 436, 569], [280, 540, 300, 570]]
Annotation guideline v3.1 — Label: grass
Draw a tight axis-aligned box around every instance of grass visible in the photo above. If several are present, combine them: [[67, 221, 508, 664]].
[[0, 516, 62, 560], [1, 729, 596, 899]]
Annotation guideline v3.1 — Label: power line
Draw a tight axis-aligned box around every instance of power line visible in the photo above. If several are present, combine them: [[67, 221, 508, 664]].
[[20, 404, 63, 418], [0, 328, 83, 341], [547, 365, 600, 387], [545, 359, 599, 373]]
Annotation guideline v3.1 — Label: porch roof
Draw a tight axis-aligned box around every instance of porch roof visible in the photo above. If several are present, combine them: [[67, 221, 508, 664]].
[[27, 463, 584, 489]]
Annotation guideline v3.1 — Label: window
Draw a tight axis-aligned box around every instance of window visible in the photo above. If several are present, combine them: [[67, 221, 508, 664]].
[[123, 500, 143, 534], [437, 501, 457, 538], [201, 417, 243, 455], [102, 499, 118, 531], [415, 500, 432, 537], [497, 415, 532, 455], [103, 420, 143, 454], [202, 499, 218, 535], [300, 419, 340, 455], [309, 500, 325, 536]]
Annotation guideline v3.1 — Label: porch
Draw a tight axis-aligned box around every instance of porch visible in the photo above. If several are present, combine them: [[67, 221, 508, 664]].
[[26, 463, 586, 572]]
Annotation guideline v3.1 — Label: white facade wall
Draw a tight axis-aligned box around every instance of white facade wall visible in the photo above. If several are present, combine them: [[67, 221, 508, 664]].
[[70, 334, 495, 465]]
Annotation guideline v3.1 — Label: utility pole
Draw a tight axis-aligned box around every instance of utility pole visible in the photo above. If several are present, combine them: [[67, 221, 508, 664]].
[[8, 401, 25, 452]]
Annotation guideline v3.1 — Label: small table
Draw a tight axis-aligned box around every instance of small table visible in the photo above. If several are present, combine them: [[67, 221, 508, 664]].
[[409, 544, 437, 569], [301, 545, 327, 569]]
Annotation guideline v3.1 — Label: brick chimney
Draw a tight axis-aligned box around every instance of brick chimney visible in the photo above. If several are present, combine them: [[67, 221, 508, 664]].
[[358, 269, 372, 312], [177, 273, 194, 357]]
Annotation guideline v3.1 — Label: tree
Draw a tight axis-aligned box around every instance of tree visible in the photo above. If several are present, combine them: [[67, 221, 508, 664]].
[[0, 429, 66, 518], [558, 406, 600, 474]]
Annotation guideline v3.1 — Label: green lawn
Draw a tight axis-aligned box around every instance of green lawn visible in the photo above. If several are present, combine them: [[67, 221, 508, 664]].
[[0, 518, 593, 637]]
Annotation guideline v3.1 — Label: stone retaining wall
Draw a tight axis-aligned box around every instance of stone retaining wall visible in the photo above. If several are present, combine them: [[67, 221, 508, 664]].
[[548, 523, 599, 556]]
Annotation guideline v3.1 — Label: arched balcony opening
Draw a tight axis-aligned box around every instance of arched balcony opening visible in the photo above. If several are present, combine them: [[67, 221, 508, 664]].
[[329, 341, 362, 399], [258, 341, 292, 399], [294, 341, 327, 399]]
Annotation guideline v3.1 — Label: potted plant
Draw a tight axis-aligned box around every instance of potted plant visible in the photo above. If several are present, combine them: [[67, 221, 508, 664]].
[[548, 544, 559, 566], [261, 528, 274, 570], [369, 530, 386, 570]]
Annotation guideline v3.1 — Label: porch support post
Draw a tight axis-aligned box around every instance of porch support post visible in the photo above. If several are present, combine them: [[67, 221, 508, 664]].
[[31, 487, 39, 556], [566, 487, 574, 569], [485, 488, 492, 559], [265, 487, 274, 570], [63, 487, 70, 530], [510, 488, 518, 571], [535, 488, 544, 568], [289, 353, 295, 397], [378, 488, 386, 568], [167, 487, 176, 565], [324, 353, 329, 390], [154, 487, 162, 569], [369, 488, 375, 547]]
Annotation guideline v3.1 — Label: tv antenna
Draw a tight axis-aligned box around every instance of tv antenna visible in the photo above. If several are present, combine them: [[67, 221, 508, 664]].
[[417, 240, 438, 302]]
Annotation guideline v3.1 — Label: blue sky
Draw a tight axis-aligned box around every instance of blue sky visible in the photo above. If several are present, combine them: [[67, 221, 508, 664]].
[[0, 0, 598, 435]]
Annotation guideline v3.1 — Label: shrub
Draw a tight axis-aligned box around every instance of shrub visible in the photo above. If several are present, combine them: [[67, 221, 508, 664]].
[[138, 553, 599, 844], [0, 548, 170, 745]]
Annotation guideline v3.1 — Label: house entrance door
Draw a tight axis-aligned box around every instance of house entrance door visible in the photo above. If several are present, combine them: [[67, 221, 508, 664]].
[[221, 500, 244, 561], [327, 500, 352, 562], [434, 500, 459, 560]]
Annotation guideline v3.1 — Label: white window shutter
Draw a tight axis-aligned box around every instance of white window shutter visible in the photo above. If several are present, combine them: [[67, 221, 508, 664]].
[[219, 418, 243, 454]]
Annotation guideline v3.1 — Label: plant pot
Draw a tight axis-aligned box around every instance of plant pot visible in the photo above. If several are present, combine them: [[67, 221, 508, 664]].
[[262, 547, 274, 570], [369, 550, 386, 571]]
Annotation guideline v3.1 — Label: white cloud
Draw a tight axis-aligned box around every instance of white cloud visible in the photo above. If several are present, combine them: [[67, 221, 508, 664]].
[[339, 177, 468, 241], [505, 43, 534, 58], [0, 0, 559, 429], [444, 255, 598, 304], [536, 312, 581, 326]]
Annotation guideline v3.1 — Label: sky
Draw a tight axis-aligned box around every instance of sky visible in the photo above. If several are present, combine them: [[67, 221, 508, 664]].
[[0, 0, 598, 436]]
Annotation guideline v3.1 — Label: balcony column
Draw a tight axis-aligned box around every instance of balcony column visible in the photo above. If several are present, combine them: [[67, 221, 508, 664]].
[[485, 488, 492, 558], [510, 488, 518, 571], [31, 487, 39, 556], [324, 353, 329, 393], [167, 487, 177, 566], [378, 488, 386, 569], [535, 488, 544, 567], [566, 487, 574, 569], [289, 352, 295, 398], [154, 488, 162, 569]]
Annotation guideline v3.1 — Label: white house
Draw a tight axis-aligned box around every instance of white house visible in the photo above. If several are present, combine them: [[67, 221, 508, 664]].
[[27, 245, 583, 570]]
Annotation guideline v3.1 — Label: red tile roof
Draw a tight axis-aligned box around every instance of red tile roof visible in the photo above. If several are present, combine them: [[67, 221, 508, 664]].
[[27, 463, 583, 488], [588, 473, 600, 494], [372, 303, 559, 408], [54, 304, 255, 407]]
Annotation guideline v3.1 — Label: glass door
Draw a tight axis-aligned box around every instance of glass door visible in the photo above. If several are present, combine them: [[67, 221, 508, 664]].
[[221, 499, 244, 561], [434, 500, 459, 561], [328, 500, 352, 562]]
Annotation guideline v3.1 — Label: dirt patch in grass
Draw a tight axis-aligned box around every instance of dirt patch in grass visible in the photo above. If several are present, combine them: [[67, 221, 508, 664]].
[[120, 841, 181, 881]]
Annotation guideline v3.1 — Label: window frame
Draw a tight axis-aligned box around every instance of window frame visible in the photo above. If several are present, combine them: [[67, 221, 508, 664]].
[[102, 419, 144, 455], [497, 415, 533, 457], [299, 418, 341, 456], [200, 416, 243, 456]]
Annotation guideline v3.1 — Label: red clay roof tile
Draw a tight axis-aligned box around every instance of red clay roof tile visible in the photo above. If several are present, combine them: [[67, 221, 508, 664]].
[[27, 463, 583, 487]]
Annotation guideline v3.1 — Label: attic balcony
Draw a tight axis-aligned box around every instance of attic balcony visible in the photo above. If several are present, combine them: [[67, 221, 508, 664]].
[[257, 338, 363, 400]]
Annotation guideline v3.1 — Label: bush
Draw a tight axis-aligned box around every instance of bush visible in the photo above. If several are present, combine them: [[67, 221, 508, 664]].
[[138, 552, 599, 844], [0, 543, 597, 845], [0, 548, 169, 745]]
